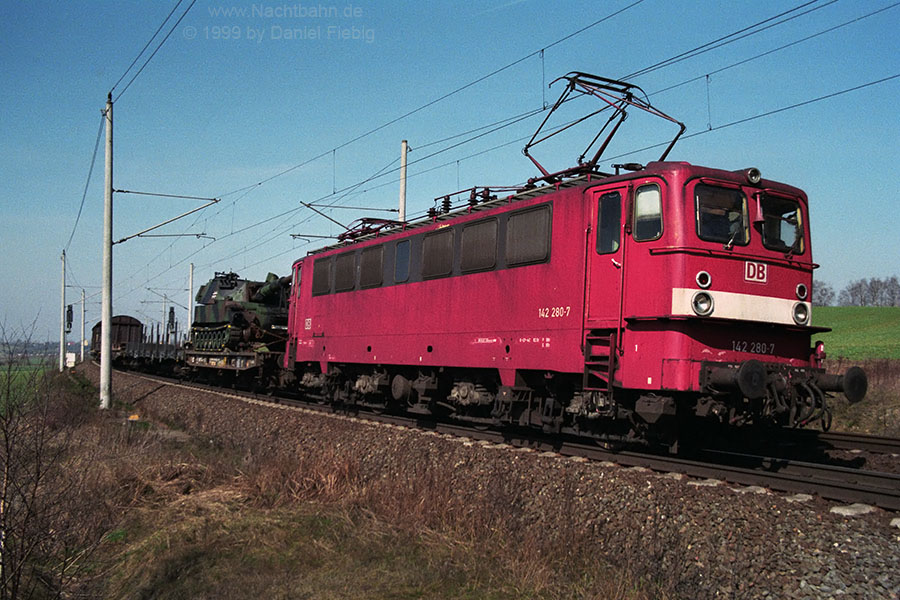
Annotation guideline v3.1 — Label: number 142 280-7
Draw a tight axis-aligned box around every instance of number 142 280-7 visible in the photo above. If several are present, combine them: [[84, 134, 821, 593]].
[[538, 306, 571, 318]]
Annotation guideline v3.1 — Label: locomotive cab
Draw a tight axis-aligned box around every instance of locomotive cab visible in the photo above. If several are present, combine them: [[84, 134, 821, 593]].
[[586, 162, 865, 440]]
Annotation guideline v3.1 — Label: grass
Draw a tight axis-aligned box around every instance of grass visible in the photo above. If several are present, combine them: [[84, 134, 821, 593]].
[[812, 306, 900, 359], [810, 308, 900, 434], [83, 433, 660, 600], [23, 336, 893, 598], [827, 357, 900, 436], [1, 358, 49, 387], [103, 502, 536, 600], [45, 368, 664, 600]]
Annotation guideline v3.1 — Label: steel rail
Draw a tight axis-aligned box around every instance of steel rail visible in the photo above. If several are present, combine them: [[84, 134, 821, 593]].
[[764, 428, 900, 455]]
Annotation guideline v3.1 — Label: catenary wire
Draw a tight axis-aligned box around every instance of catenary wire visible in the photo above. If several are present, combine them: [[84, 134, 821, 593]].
[[645, 1, 900, 97], [623, 0, 837, 80], [208, 0, 843, 246], [606, 73, 900, 160], [64, 113, 105, 252], [88, 0, 885, 290], [109, 0, 185, 94], [113, 73, 897, 308], [270, 0, 883, 209], [113, 0, 198, 102], [215, 0, 647, 201], [107, 0, 876, 303]]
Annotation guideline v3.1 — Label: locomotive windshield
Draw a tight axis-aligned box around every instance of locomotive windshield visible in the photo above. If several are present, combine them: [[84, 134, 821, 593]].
[[760, 195, 804, 254], [695, 185, 748, 247]]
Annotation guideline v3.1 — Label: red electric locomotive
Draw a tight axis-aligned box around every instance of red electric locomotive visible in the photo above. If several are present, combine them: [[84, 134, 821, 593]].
[[282, 73, 866, 447]]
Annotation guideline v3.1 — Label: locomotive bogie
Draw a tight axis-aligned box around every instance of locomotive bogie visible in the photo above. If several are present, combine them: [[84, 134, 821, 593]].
[[185, 350, 259, 371]]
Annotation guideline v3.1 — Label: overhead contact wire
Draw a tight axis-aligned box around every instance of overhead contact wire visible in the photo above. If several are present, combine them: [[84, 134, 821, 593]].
[[116, 0, 875, 301], [109, 0, 185, 94], [624, 0, 837, 79], [65, 113, 105, 252], [113, 0, 198, 101]]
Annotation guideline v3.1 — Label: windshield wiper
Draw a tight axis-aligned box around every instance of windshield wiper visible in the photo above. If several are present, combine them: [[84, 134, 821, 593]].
[[723, 229, 739, 250]]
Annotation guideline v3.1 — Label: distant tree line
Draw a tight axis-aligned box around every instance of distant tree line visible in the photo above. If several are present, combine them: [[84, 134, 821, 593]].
[[814, 276, 900, 307]]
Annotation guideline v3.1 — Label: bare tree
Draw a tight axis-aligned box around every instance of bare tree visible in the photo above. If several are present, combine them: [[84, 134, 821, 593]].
[[812, 280, 835, 307], [867, 278, 885, 306], [0, 322, 109, 599], [883, 276, 900, 306], [838, 277, 900, 307], [839, 279, 868, 306]]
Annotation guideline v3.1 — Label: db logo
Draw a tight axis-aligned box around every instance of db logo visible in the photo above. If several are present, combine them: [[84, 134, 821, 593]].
[[744, 261, 767, 283]]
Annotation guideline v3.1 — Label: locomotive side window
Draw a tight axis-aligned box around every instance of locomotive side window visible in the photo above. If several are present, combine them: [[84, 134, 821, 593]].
[[359, 245, 384, 289], [696, 185, 748, 246], [507, 205, 551, 266], [293, 265, 301, 297], [334, 252, 356, 293], [461, 218, 498, 273], [761, 195, 804, 254], [422, 228, 454, 279], [394, 240, 410, 283], [596, 192, 621, 254], [312, 257, 332, 296], [633, 185, 662, 241]]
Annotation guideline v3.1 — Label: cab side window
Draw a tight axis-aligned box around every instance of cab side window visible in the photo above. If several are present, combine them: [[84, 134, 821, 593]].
[[633, 184, 662, 241], [597, 191, 621, 254]]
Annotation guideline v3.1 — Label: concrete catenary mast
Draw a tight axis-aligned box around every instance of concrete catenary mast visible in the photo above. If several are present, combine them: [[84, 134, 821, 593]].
[[100, 93, 113, 409], [59, 250, 65, 372]]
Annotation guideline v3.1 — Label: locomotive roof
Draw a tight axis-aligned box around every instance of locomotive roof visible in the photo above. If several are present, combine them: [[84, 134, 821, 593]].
[[302, 173, 596, 259], [298, 160, 806, 262]]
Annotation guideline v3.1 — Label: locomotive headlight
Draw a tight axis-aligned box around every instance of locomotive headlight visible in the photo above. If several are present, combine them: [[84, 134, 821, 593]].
[[691, 291, 715, 316], [696, 271, 712, 289], [796, 283, 808, 300], [792, 302, 810, 326]]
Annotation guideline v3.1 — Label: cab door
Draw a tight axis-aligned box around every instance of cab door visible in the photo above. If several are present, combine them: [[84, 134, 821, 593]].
[[582, 184, 630, 390], [585, 185, 629, 330]]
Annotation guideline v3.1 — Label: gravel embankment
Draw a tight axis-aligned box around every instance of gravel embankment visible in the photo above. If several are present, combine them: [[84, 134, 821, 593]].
[[81, 364, 900, 599]]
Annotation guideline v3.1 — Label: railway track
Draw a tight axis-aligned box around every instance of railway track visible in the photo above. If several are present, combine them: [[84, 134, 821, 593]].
[[778, 429, 900, 455], [122, 369, 900, 511]]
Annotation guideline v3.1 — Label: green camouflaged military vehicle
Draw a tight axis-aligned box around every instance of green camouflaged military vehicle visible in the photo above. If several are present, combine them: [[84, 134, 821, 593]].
[[185, 272, 290, 376]]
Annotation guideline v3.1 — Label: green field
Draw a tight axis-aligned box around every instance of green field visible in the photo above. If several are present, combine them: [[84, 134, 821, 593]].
[[812, 306, 900, 360], [1, 361, 47, 387]]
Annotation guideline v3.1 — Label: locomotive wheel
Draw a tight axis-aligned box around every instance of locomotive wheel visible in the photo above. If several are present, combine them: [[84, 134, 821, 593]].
[[391, 374, 415, 406]]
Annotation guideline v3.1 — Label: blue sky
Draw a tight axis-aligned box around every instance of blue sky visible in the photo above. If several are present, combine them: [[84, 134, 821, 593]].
[[1, 0, 898, 343]]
